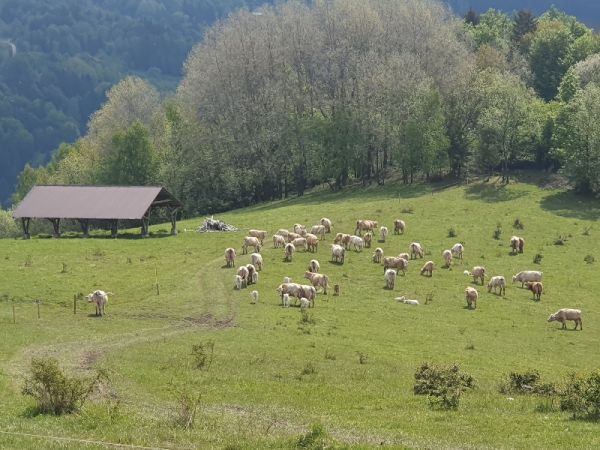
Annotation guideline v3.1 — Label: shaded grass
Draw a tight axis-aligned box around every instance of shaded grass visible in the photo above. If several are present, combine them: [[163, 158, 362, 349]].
[[1, 177, 600, 448]]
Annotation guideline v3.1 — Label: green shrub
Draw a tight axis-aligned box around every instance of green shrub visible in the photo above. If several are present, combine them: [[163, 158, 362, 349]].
[[447, 227, 457, 238], [584, 255, 595, 264], [173, 388, 201, 429], [533, 253, 543, 264], [295, 422, 328, 449], [191, 340, 215, 370], [513, 218, 524, 229], [493, 224, 502, 240], [560, 371, 600, 420], [0, 209, 20, 238], [499, 370, 541, 394], [414, 362, 475, 410], [22, 357, 103, 415]]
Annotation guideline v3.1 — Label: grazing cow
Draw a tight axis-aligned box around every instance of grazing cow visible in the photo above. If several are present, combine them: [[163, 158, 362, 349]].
[[292, 237, 308, 251], [286, 232, 302, 243], [234, 275, 243, 290], [394, 219, 406, 235], [465, 266, 486, 285], [548, 309, 582, 330], [282, 293, 290, 307], [308, 259, 320, 273], [379, 226, 389, 242], [273, 234, 286, 248], [384, 269, 397, 289], [251, 253, 263, 271], [300, 297, 310, 310], [284, 243, 295, 262], [331, 244, 345, 264], [248, 229, 267, 245], [224, 247, 236, 268], [373, 247, 384, 263], [242, 236, 261, 255], [487, 276, 506, 296], [442, 249, 452, 268], [420, 261, 434, 277], [383, 256, 408, 275], [511, 236, 525, 254], [305, 233, 319, 252], [451, 243, 464, 259], [512, 271, 543, 288], [246, 264, 256, 285], [527, 282, 543, 300], [304, 271, 329, 294], [276, 229, 290, 238], [310, 224, 326, 240], [293, 224, 307, 236], [86, 290, 111, 316], [465, 287, 478, 309], [409, 242, 424, 259], [250, 290, 259, 304], [350, 235, 364, 252], [320, 217, 333, 233], [237, 266, 249, 288], [398, 252, 410, 261], [363, 232, 373, 248], [355, 219, 378, 235]]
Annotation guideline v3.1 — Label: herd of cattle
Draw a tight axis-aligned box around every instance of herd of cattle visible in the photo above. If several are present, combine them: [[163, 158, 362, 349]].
[[224, 218, 583, 331]]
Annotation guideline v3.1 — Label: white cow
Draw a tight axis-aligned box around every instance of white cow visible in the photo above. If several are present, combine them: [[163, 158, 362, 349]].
[[86, 290, 111, 316]]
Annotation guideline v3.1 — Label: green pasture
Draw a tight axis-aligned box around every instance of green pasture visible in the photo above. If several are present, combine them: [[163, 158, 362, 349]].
[[1, 176, 599, 449]]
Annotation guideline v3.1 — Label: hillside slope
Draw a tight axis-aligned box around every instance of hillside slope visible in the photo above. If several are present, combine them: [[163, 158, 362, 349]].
[[1, 177, 599, 448]]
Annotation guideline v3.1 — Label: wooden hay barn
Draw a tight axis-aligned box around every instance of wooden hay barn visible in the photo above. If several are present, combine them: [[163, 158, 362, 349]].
[[12, 185, 182, 239]]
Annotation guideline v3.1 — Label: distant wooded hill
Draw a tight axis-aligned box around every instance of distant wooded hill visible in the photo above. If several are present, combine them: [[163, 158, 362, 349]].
[[0, 0, 271, 205], [446, 0, 600, 28]]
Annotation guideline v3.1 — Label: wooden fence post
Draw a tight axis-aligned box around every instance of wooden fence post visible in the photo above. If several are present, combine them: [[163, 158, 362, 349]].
[[73, 294, 77, 315], [12, 304, 16, 324]]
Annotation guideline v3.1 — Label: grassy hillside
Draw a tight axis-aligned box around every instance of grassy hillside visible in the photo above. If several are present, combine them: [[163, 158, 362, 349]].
[[1, 175, 600, 449]]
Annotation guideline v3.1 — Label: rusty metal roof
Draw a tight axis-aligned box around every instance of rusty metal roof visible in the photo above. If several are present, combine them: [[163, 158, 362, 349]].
[[13, 185, 182, 220]]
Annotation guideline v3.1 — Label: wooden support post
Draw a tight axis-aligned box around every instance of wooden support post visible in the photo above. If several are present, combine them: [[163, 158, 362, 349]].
[[110, 219, 118, 239], [155, 266, 160, 296], [12, 304, 15, 324], [48, 218, 61, 238], [141, 211, 150, 238], [36, 300, 41, 319], [78, 219, 90, 238], [170, 208, 178, 236], [21, 218, 31, 239], [73, 295, 77, 315]]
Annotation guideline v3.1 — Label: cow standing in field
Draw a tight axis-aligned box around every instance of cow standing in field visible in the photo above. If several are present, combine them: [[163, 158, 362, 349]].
[[86, 290, 111, 316]]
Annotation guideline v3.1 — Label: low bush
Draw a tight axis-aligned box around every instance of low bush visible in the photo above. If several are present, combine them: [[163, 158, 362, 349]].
[[560, 371, 600, 420], [172, 388, 201, 429], [498, 370, 541, 394], [447, 227, 457, 238], [584, 255, 595, 264], [0, 209, 20, 238], [513, 218, 524, 229], [493, 224, 502, 240], [295, 422, 328, 449], [414, 362, 475, 410], [191, 340, 215, 370], [22, 357, 104, 415], [533, 253, 543, 264]]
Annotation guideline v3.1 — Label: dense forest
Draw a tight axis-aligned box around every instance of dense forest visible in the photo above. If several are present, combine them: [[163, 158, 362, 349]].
[[5, 0, 600, 218], [0, 0, 271, 204], [447, 0, 600, 27]]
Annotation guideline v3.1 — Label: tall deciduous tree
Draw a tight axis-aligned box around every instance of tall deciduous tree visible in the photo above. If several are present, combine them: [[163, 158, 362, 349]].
[[559, 84, 600, 194], [100, 122, 158, 186]]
